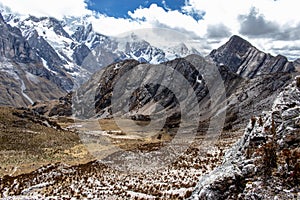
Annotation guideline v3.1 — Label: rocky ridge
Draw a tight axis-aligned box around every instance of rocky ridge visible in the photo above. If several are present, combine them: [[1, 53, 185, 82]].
[[189, 76, 300, 199], [71, 51, 294, 132]]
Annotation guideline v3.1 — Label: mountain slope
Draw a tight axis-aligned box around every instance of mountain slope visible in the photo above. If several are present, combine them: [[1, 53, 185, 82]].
[[71, 53, 294, 133], [74, 55, 228, 121]]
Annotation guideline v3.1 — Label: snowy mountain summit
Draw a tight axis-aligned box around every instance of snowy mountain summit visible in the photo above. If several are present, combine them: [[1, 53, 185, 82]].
[[0, 10, 200, 106]]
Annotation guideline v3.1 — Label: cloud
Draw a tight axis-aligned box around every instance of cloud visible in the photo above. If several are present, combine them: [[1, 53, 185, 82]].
[[181, 0, 300, 59], [161, 0, 170, 11], [0, 0, 91, 19], [128, 4, 202, 35], [238, 7, 300, 41], [87, 14, 151, 36], [274, 24, 300, 41], [181, 2, 205, 21], [206, 24, 231, 38], [238, 7, 279, 37], [265, 40, 300, 60]]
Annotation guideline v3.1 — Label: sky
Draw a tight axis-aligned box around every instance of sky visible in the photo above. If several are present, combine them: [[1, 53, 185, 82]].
[[0, 0, 299, 60]]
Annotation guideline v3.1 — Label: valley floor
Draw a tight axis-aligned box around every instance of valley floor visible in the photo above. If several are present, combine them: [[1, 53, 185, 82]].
[[0, 109, 243, 199]]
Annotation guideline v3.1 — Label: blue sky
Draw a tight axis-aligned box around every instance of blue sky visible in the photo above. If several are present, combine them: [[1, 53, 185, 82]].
[[87, 0, 186, 18], [0, 0, 300, 60], [86, 0, 204, 21]]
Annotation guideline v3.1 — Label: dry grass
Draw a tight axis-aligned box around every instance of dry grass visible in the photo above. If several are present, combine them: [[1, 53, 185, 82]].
[[0, 110, 174, 177], [0, 107, 94, 177]]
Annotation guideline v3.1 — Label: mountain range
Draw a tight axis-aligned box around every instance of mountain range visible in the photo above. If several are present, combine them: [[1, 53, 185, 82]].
[[0, 9, 299, 200], [0, 11, 200, 107]]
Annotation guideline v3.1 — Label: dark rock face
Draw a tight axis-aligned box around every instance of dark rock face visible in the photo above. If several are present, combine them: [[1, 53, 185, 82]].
[[93, 60, 141, 114], [0, 13, 39, 63], [190, 76, 300, 200], [209, 35, 295, 78], [26, 30, 67, 72], [72, 44, 92, 66], [84, 57, 215, 121], [72, 56, 213, 120], [224, 73, 293, 130], [294, 58, 300, 72]]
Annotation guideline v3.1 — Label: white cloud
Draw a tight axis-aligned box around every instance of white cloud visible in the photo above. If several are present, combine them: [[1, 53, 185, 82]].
[[183, 0, 300, 32], [128, 4, 203, 36], [88, 14, 151, 36], [0, 0, 91, 19]]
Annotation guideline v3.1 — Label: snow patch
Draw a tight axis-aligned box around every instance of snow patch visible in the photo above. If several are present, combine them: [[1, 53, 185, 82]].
[[127, 191, 156, 199], [20, 79, 34, 105], [26, 72, 40, 84], [196, 75, 202, 85], [21, 181, 54, 195], [41, 58, 57, 74], [114, 63, 121, 70]]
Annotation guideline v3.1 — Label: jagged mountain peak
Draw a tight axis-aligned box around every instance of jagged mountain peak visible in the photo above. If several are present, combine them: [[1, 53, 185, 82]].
[[209, 35, 255, 69], [227, 35, 252, 47], [209, 35, 294, 78], [216, 35, 254, 55]]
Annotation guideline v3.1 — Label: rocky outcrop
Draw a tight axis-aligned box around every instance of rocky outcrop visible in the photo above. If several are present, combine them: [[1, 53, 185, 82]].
[[29, 92, 73, 117], [224, 72, 293, 130], [47, 17, 71, 39], [209, 35, 295, 78], [294, 58, 300, 72], [71, 23, 93, 43], [72, 44, 91, 66], [190, 76, 300, 199]]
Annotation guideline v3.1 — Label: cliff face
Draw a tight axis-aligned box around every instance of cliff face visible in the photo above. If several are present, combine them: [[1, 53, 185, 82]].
[[190, 76, 300, 200], [209, 35, 295, 78], [0, 13, 66, 107]]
